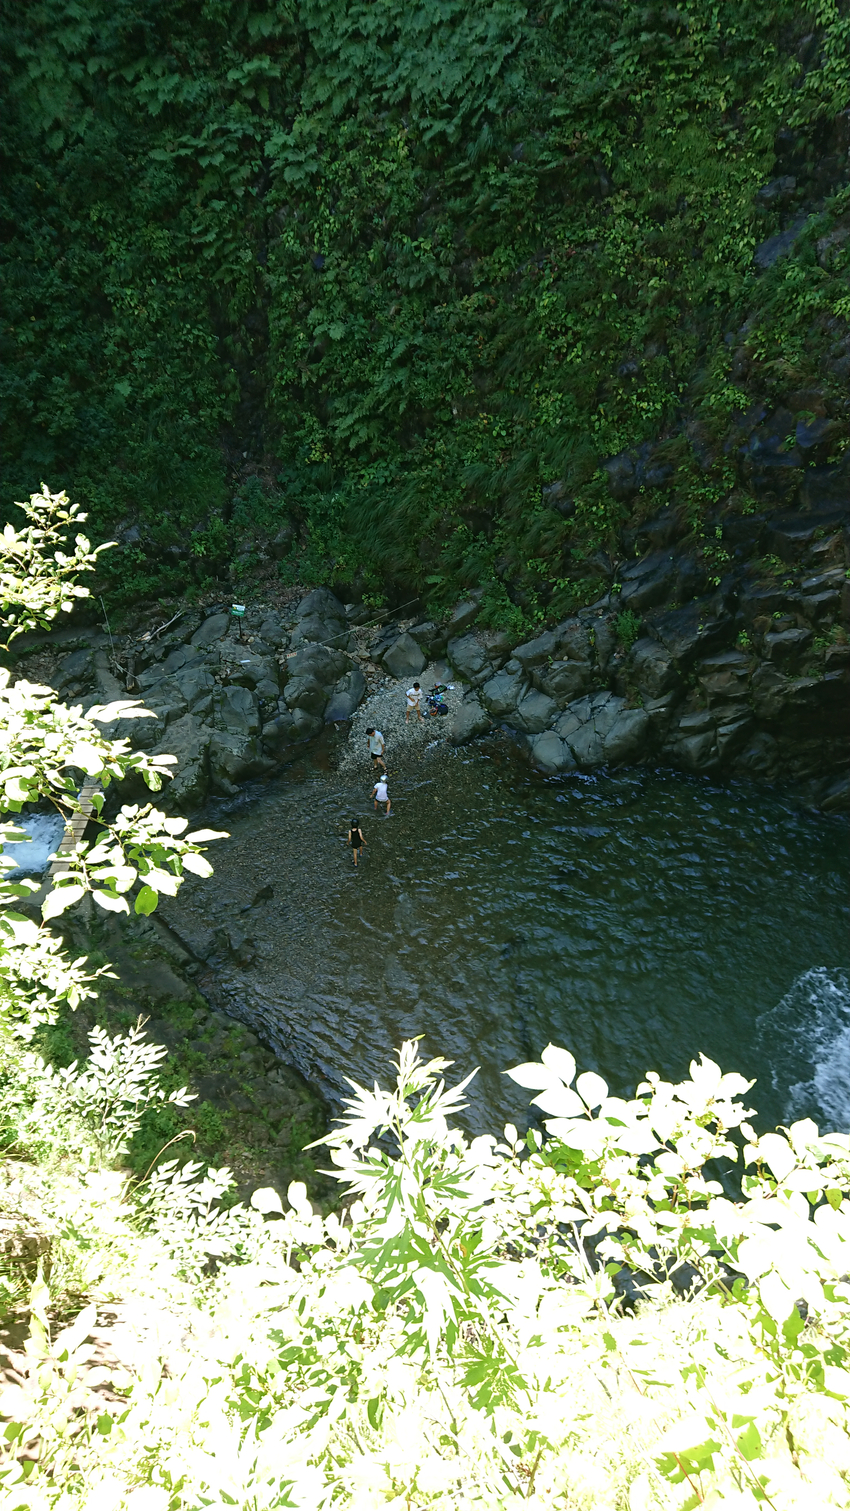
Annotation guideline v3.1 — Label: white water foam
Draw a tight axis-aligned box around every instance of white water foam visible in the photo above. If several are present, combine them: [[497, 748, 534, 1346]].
[[757, 967, 850, 1133], [1, 813, 66, 876]]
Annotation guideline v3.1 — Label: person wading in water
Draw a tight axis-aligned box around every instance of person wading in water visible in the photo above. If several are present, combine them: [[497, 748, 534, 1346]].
[[371, 773, 391, 815], [347, 819, 367, 867]]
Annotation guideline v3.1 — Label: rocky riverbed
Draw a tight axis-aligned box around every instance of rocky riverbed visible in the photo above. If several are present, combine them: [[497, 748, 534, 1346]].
[[14, 508, 850, 817]]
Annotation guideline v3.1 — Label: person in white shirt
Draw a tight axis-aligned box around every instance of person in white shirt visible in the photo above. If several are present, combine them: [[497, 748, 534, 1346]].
[[366, 727, 386, 771], [405, 682, 422, 722], [371, 775, 391, 814]]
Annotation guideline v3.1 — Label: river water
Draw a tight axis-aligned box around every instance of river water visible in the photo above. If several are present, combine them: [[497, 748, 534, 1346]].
[[166, 733, 849, 1137]]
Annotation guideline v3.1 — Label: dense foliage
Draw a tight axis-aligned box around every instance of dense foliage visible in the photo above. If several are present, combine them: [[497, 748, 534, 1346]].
[[2, 491, 850, 1508], [2, 2, 849, 615]]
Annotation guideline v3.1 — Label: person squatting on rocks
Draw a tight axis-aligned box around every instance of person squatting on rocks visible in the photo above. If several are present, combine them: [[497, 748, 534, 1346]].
[[406, 682, 422, 722], [372, 774, 391, 815], [347, 818, 367, 867], [366, 727, 386, 770]]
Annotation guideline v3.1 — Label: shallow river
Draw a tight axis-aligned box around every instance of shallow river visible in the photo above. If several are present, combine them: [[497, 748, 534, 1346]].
[[166, 734, 849, 1137]]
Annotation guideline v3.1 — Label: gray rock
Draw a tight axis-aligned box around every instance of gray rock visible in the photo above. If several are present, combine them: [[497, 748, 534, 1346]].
[[215, 683, 260, 736], [754, 214, 811, 271], [290, 613, 350, 650], [191, 613, 230, 647], [751, 663, 791, 721], [261, 712, 299, 757], [151, 713, 211, 809], [676, 730, 718, 771], [382, 632, 427, 680], [55, 647, 95, 693], [258, 614, 289, 648], [618, 549, 705, 612], [446, 634, 488, 684], [512, 629, 560, 671], [283, 675, 327, 718], [290, 707, 323, 739], [208, 732, 272, 795], [408, 621, 445, 658], [696, 651, 751, 711], [480, 669, 527, 718], [559, 619, 593, 662], [764, 627, 813, 670], [593, 616, 617, 672], [646, 597, 734, 665], [553, 692, 651, 769], [324, 691, 358, 721], [716, 716, 755, 762], [733, 731, 779, 777], [287, 643, 349, 687], [534, 659, 593, 705], [333, 666, 366, 708], [447, 596, 482, 636], [529, 731, 576, 774], [628, 638, 681, 697], [255, 678, 280, 702], [447, 693, 490, 745], [602, 707, 651, 764], [174, 666, 216, 711], [513, 689, 558, 735], [295, 587, 346, 621], [229, 655, 279, 690]]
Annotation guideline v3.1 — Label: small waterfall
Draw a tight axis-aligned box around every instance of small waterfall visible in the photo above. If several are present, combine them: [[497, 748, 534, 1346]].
[[1, 812, 66, 876], [757, 967, 850, 1133]]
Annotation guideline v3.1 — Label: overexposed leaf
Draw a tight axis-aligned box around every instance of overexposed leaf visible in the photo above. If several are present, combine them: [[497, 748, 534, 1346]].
[[576, 1071, 608, 1109], [92, 889, 130, 914], [42, 883, 86, 919], [251, 1186, 284, 1216], [540, 1043, 577, 1085], [180, 852, 213, 878], [504, 1062, 559, 1091], [531, 1084, 585, 1117]]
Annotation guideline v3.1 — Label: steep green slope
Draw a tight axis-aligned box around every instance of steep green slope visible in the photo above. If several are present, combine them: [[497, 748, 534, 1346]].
[[1, 1, 848, 619]]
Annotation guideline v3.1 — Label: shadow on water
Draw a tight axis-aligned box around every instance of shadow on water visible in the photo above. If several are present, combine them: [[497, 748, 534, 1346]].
[[165, 733, 850, 1136]]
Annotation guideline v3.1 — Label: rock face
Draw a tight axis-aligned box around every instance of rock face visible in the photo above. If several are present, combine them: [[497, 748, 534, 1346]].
[[447, 692, 491, 745], [36, 509, 850, 811]]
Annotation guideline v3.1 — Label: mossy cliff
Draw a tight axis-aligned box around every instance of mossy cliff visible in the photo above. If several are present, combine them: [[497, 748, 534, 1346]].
[[1, 1, 849, 785]]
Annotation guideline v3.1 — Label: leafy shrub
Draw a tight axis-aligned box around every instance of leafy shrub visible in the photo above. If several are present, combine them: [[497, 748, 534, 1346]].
[[615, 609, 642, 648]]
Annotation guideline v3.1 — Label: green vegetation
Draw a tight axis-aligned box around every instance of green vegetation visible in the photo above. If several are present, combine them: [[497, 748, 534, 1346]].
[[2, 467, 850, 1509], [3, 2, 849, 621], [4, 1033, 850, 1508]]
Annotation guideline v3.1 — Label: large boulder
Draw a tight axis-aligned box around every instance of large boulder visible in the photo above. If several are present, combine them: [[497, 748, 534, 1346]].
[[261, 711, 300, 756], [446, 595, 482, 636], [618, 549, 705, 612], [290, 613, 351, 651], [208, 731, 273, 796], [151, 713, 211, 809], [228, 654, 279, 691], [512, 628, 561, 671], [408, 621, 446, 658], [214, 684, 260, 736], [533, 659, 593, 705], [382, 632, 426, 680], [554, 693, 652, 768], [283, 675, 327, 718], [190, 612, 230, 648], [55, 648, 96, 696], [446, 634, 487, 684], [628, 638, 681, 698], [529, 731, 576, 774], [295, 587, 346, 620], [645, 595, 734, 666], [480, 668, 527, 718], [512, 689, 558, 735], [325, 666, 366, 720], [447, 693, 491, 745], [174, 666, 216, 717], [258, 613, 289, 648]]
